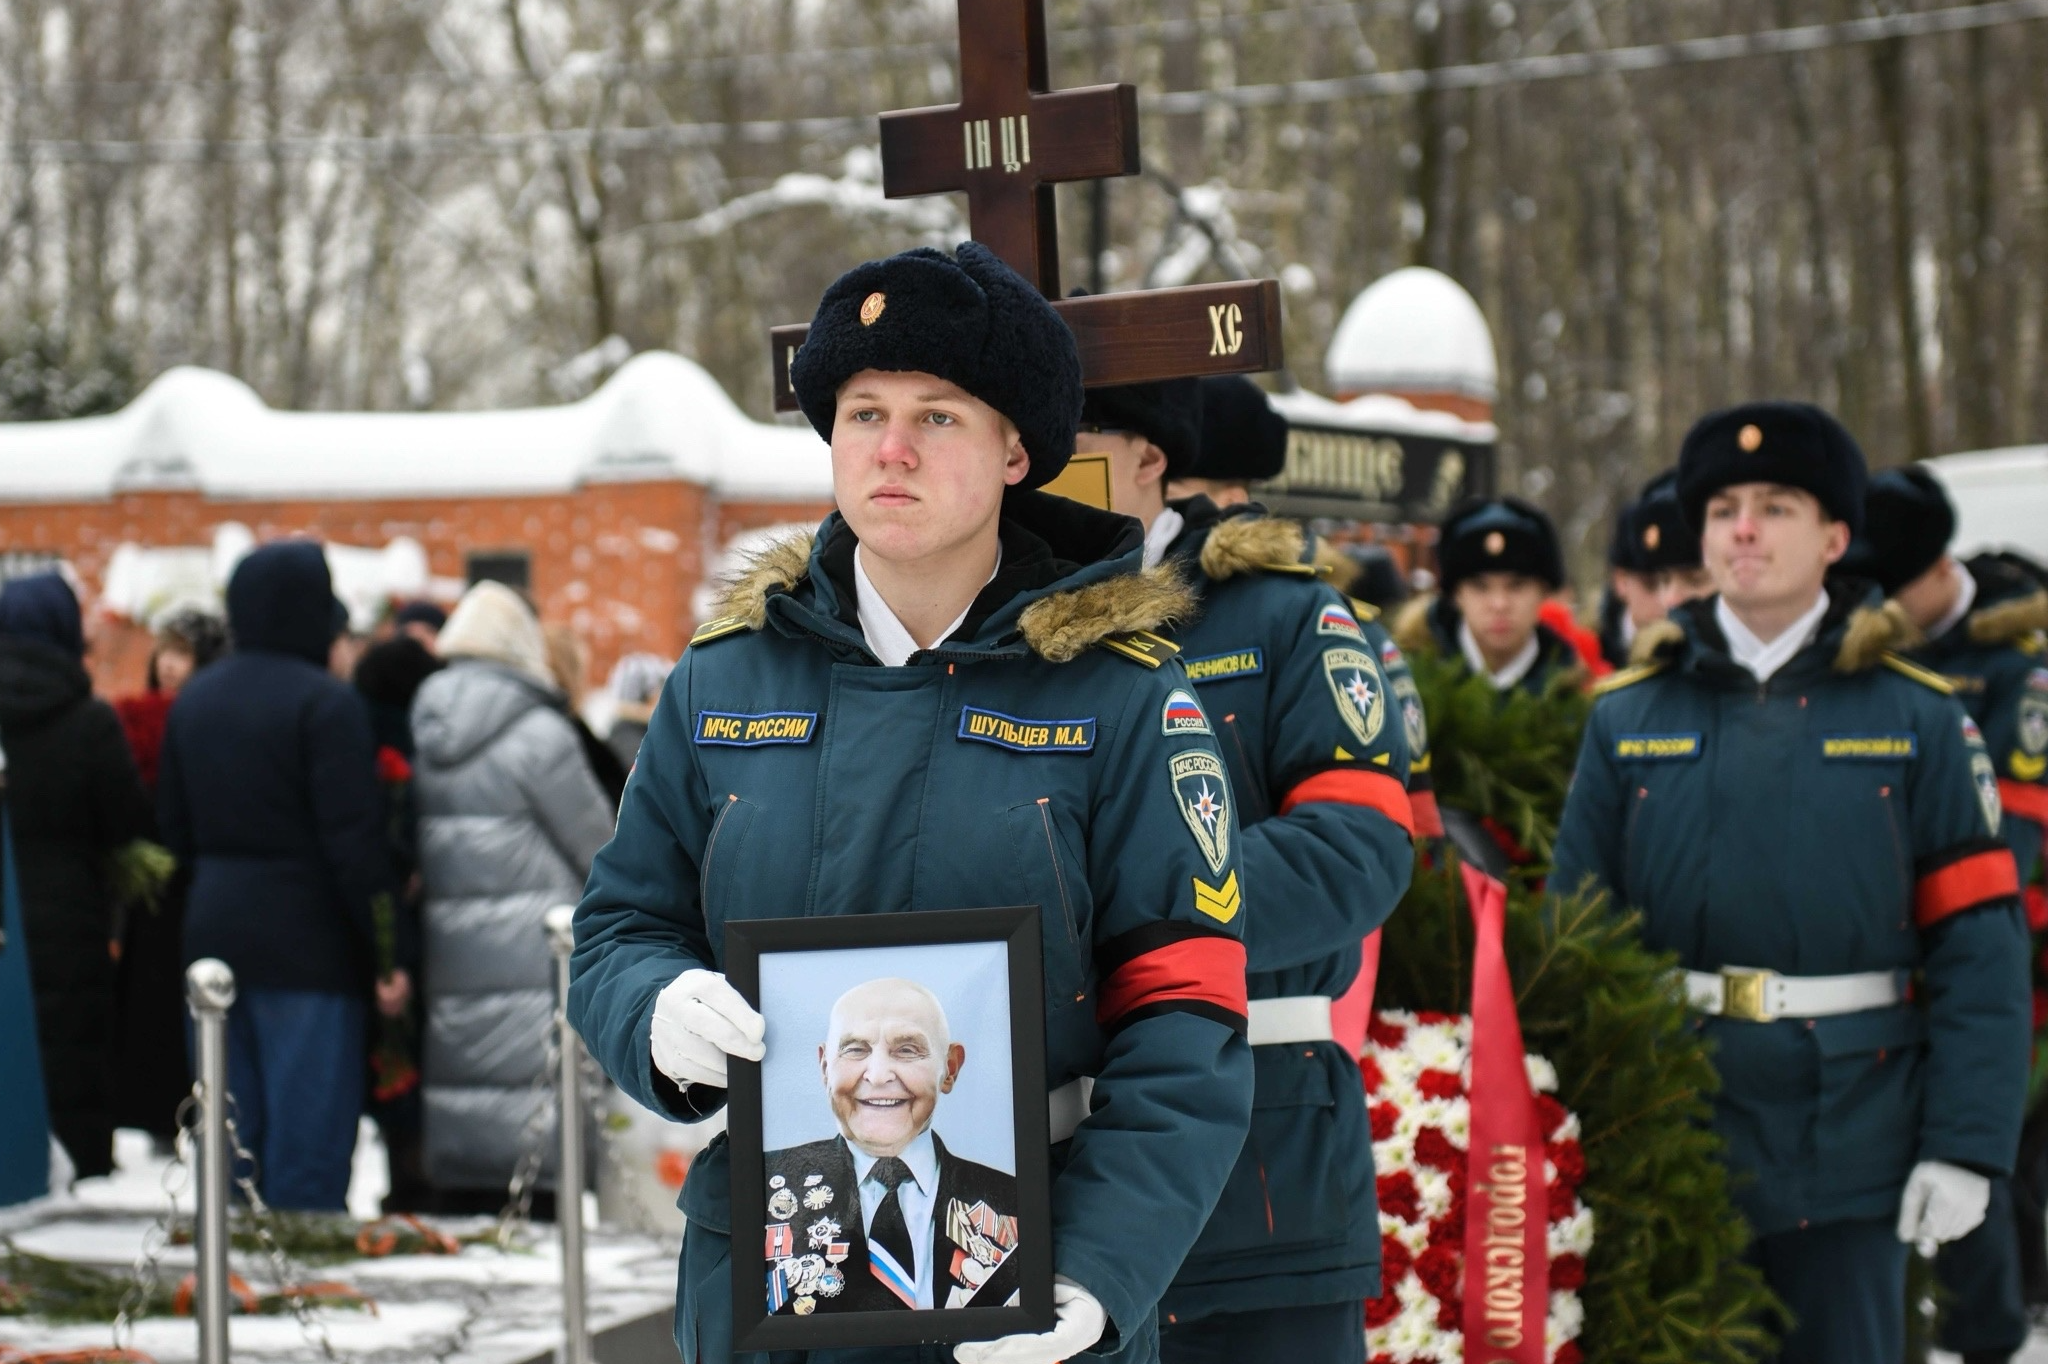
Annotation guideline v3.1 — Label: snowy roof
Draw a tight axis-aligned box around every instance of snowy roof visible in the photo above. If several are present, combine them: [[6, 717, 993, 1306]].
[[0, 351, 833, 503], [1325, 267, 1498, 401], [1924, 446, 2048, 561], [1269, 387, 1497, 444]]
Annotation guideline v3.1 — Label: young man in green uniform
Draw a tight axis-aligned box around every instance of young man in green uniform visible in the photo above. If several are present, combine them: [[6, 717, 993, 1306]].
[[1070, 372, 1416, 1364], [568, 243, 1256, 1364], [1392, 497, 1584, 697], [1844, 465, 2048, 1364], [1553, 401, 2030, 1363]]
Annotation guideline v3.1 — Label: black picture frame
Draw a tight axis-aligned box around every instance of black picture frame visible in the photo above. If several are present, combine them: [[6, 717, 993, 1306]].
[[725, 905, 1054, 1351]]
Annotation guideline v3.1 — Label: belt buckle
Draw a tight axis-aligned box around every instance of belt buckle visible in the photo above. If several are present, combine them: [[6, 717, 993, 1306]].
[[1720, 967, 1776, 1023]]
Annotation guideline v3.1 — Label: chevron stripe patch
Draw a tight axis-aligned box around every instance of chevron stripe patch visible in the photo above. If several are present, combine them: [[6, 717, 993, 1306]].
[[1193, 871, 1242, 924]]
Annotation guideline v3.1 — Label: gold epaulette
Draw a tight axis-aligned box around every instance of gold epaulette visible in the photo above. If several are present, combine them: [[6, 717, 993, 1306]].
[[1880, 652, 1954, 694], [688, 615, 752, 648], [1096, 630, 1181, 669], [1258, 561, 1324, 578], [1592, 660, 1668, 697], [1346, 596, 1383, 623]]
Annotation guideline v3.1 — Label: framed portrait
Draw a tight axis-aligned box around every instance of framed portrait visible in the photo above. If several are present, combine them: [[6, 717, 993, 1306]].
[[725, 906, 1055, 1351]]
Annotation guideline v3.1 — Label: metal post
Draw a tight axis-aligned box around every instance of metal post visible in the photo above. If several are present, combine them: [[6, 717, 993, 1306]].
[[186, 958, 237, 1364], [544, 905, 590, 1364]]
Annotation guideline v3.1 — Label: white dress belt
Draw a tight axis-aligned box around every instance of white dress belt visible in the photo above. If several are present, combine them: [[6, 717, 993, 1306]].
[[1680, 967, 1905, 1022], [1046, 997, 1336, 1143], [1247, 995, 1336, 1047]]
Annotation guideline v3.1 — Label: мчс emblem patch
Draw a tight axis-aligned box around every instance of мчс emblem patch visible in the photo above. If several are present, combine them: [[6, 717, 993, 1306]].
[[1162, 689, 1212, 737], [2019, 693, 2048, 756], [1393, 674, 1428, 757], [1973, 751, 2004, 834], [1322, 647, 1386, 749], [696, 711, 818, 746], [1170, 750, 1232, 875]]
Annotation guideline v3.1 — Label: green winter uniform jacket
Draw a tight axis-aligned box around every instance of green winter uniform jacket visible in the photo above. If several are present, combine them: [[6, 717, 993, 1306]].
[[1153, 503, 1415, 1324], [568, 492, 1255, 1364], [1904, 557, 2048, 882], [1552, 587, 2029, 1237]]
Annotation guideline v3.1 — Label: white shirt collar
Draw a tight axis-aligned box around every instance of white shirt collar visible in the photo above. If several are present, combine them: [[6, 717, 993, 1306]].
[[1926, 563, 1977, 642], [848, 1128, 939, 1198], [1459, 619, 1542, 691], [1716, 590, 1830, 683], [1619, 612, 1639, 649], [853, 545, 1000, 667], [1142, 506, 1186, 571]]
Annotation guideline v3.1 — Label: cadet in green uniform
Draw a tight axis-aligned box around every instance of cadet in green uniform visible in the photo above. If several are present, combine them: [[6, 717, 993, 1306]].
[[1392, 498, 1585, 697], [1069, 373, 1415, 1364], [1843, 465, 2048, 1364], [1553, 402, 2030, 1364], [1601, 468, 1713, 672], [568, 243, 1255, 1364]]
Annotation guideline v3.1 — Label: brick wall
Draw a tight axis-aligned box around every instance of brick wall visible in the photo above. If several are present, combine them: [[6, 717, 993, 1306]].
[[0, 480, 835, 701]]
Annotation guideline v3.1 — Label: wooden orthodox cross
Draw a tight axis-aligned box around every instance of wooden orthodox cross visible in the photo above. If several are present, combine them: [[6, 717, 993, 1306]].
[[769, 0, 1283, 412]]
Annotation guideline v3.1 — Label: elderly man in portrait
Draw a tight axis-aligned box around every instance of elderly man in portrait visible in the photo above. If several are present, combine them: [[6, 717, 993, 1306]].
[[762, 978, 1021, 1316]]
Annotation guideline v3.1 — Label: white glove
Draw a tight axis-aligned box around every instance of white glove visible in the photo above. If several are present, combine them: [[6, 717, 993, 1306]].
[[1895, 1160, 1991, 1251], [954, 1276, 1106, 1364], [649, 969, 765, 1091]]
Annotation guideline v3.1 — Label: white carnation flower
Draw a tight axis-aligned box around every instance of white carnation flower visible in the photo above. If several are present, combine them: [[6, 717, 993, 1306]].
[[1524, 1054, 1559, 1092]]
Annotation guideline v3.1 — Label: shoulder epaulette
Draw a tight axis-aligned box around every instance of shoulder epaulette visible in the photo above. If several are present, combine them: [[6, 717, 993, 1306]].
[[1258, 561, 1324, 579], [1345, 596, 1383, 623], [1096, 630, 1181, 669], [689, 615, 752, 648], [1880, 652, 1954, 694], [1592, 660, 1668, 697]]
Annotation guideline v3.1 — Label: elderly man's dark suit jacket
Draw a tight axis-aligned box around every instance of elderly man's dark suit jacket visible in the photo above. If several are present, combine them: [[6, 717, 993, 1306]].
[[762, 1133, 1020, 1314]]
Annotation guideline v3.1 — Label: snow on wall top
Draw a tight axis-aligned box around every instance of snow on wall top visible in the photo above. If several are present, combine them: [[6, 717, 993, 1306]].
[[1269, 387, 1498, 444], [1924, 446, 2048, 561], [0, 351, 834, 504], [1325, 266, 1499, 401]]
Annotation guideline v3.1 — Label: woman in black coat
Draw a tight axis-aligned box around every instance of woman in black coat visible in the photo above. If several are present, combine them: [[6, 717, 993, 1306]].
[[0, 573, 153, 1179]]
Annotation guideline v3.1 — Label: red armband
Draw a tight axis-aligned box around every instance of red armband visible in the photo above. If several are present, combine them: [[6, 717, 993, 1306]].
[[1278, 768, 1415, 838], [1915, 842, 2021, 929], [1095, 923, 1248, 1036], [1999, 778, 2048, 829]]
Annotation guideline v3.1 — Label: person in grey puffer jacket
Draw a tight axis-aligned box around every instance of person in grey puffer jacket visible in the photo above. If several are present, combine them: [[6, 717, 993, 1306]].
[[410, 582, 614, 1212]]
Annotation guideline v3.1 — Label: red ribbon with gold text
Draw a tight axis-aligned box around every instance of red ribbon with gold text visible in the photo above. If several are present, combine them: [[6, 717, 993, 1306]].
[[1459, 864, 1549, 1364]]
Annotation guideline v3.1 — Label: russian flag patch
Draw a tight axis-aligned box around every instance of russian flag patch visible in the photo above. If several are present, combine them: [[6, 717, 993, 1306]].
[[1162, 688, 1212, 737], [1317, 603, 1364, 639]]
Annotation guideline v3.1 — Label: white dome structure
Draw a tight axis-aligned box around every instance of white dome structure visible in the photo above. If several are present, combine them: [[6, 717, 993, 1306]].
[[1325, 267, 1498, 403]]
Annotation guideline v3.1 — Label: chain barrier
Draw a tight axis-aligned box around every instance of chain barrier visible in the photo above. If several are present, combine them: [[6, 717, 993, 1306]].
[[221, 1104, 340, 1361], [492, 1021, 562, 1251], [110, 1098, 197, 1349]]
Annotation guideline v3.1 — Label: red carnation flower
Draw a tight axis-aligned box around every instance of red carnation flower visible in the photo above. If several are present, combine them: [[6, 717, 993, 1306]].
[[1549, 1178, 1579, 1221], [1377, 1170, 1422, 1222], [1380, 1233, 1412, 1287], [1414, 1244, 1461, 1300], [1535, 1093, 1569, 1138], [1369, 1102, 1398, 1141], [1364, 1290, 1401, 1328], [1359, 1055, 1385, 1095], [1555, 1343, 1584, 1364], [1415, 1010, 1457, 1025], [1548, 1138, 1586, 1188], [376, 745, 413, 784], [2034, 988, 2048, 1032], [1427, 1213, 1462, 1249], [1550, 1253, 1586, 1290], [1435, 1296, 1461, 1329], [1414, 1126, 1462, 1171], [1417, 1069, 1463, 1100], [1367, 1015, 1408, 1049]]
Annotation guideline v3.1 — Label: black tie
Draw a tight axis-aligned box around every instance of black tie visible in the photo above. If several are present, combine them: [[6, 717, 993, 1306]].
[[868, 1156, 917, 1305]]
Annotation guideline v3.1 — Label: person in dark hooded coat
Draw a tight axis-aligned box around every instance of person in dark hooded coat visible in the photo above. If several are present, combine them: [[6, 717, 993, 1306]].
[[157, 542, 402, 1211], [0, 572, 154, 1180]]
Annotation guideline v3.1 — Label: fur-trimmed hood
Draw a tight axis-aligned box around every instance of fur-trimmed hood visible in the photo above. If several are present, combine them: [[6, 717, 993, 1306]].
[[1632, 582, 1915, 676], [712, 505, 1194, 665], [1196, 513, 1308, 583]]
